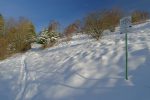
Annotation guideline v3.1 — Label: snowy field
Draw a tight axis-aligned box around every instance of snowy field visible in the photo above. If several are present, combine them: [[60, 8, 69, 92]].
[[0, 22, 150, 100]]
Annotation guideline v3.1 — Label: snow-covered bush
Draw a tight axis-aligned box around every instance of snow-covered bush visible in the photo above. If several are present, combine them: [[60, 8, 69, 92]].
[[37, 28, 59, 47], [31, 42, 43, 50]]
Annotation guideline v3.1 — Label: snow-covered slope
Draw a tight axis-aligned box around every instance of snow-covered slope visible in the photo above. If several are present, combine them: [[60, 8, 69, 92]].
[[0, 22, 150, 100]]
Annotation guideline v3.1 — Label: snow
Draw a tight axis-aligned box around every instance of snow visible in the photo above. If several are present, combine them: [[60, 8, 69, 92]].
[[0, 22, 150, 100], [31, 43, 43, 50]]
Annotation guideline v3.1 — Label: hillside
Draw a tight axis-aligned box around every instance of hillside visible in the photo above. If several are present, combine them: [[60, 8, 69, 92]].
[[0, 22, 150, 100]]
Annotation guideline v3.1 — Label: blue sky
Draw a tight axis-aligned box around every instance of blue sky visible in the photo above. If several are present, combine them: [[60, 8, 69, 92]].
[[0, 0, 150, 32]]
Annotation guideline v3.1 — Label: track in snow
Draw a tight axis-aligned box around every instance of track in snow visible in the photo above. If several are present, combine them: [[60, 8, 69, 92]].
[[16, 54, 28, 100]]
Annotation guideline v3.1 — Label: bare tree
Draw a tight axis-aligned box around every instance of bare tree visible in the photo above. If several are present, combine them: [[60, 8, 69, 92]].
[[82, 8, 123, 39], [0, 14, 4, 36], [5, 17, 36, 52], [64, 22, 79, 41], [48, 20, 60, 32], [83, 12, 104, 40], [0, 37, 8, 59], [101, 8, 123, 32], [132, 10, 150, 24]]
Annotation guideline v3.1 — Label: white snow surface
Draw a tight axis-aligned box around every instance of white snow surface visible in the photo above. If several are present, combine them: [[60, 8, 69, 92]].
[[0, 22, 150, 100]]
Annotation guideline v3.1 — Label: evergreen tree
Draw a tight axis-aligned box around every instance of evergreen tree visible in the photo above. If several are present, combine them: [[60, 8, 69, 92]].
[[37, 28, 59, 47]]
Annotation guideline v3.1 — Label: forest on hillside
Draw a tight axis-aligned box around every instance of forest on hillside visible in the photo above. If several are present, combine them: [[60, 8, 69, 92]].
[[0, 8, 150, 60]]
